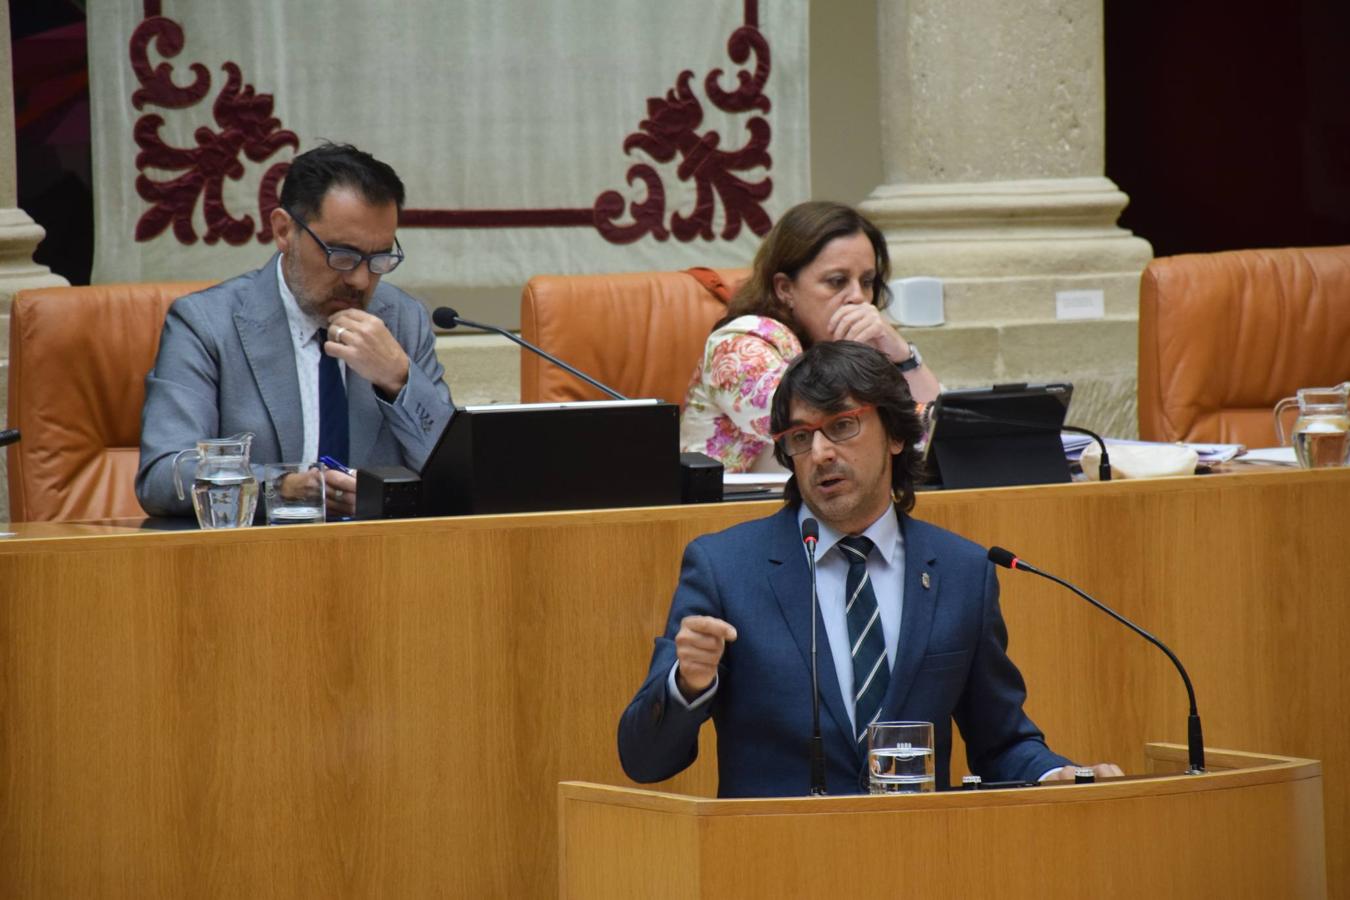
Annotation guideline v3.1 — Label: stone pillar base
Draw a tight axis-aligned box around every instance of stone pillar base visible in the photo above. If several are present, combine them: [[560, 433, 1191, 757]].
[[0, 209, 68, 292], [862, 177, 1152, 314], [862, 177, 1152, 437], [901, 316, 1139, 439]]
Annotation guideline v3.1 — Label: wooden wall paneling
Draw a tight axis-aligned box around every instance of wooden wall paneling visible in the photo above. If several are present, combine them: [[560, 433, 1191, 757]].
[[1, 470, 1346, 896]]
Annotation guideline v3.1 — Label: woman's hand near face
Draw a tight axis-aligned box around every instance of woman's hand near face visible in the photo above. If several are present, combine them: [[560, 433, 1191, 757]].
[[828, 302, 909, 361], [826, 302, 942, 404]]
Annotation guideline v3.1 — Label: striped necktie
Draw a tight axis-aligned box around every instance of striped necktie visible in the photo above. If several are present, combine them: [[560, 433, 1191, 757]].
[[317, 329, 349, 466], [839, 535, 890, 748]]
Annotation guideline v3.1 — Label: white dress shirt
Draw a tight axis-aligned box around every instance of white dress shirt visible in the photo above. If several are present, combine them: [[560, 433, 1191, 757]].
[[276, 257, 331, 464], [797, 504, 905, 736]]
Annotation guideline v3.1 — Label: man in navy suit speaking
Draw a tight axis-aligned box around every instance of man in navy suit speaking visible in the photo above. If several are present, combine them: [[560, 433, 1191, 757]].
[[619, 341, 1117, 796]]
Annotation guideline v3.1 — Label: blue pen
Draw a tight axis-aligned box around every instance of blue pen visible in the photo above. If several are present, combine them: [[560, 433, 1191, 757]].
[[319, 455, 354, 476]]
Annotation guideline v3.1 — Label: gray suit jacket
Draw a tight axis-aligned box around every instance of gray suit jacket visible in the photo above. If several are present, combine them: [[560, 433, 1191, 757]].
[[136, 256, 452, 517]]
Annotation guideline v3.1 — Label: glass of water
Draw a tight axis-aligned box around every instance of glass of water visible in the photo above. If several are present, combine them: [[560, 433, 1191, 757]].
[[264, 462, 327, 525], [867, 721, 936, 794]]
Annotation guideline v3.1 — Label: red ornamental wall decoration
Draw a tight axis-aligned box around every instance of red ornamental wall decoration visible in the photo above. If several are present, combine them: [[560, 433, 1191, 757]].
[[129, 0, 775, 246]]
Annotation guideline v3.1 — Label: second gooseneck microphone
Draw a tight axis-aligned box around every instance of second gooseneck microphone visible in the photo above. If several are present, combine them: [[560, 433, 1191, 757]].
[[802, 517, 828, 795], [988, 546, 1205, 774], [431, 307, 628, 401]]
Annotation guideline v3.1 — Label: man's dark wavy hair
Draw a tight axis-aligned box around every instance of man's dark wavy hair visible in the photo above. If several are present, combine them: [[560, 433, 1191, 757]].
[[769, 341, 927, 513], [279, 142, 406, 221]]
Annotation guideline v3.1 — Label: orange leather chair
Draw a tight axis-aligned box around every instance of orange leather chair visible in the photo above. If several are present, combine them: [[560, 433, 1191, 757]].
[[1138, 246, 1350, 446], [6, 281, 213, 522], [519, 269, 748, 405]]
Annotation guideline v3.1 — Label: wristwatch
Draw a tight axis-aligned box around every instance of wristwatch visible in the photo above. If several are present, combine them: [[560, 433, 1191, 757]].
[[896, 341, 923, 373]]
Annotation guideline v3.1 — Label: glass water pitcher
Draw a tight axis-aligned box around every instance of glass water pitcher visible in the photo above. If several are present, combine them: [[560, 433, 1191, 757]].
[[172, 433, 259, 528], [1273, 385, 1350, 469]]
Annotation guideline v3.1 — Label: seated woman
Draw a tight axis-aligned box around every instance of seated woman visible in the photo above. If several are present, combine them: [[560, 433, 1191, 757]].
[[680, 201, 941, 471]]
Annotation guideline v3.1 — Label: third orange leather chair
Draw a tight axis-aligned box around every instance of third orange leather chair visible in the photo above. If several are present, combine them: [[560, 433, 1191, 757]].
[[1138, 246, 1350, 446]]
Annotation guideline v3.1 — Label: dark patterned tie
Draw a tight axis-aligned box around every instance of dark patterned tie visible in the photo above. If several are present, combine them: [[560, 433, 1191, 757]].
[[317, 329, 349, 466], [839, 535, 890, 748]]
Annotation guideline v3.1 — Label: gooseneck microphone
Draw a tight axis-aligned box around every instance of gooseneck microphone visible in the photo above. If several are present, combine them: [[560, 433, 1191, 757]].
[[0, 428, 19, 448], [431, 307, 628, 401], [1060, 425, 1112, 482], [802, 517, 827, 796], [988, 546, 1205, 773]]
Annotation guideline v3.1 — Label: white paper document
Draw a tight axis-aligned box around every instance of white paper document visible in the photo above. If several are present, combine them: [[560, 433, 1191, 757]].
[[1234, 447, 1299, 466], [1059, 434, 1244, 466]]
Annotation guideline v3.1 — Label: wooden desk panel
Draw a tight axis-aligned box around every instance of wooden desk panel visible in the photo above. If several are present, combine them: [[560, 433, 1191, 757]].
[[0, 505, 758, 898], [0, 469, 1345, 897]]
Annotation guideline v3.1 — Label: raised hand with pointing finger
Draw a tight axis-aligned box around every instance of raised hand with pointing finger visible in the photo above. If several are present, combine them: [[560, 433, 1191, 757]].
[[674, 615, 738, 701]]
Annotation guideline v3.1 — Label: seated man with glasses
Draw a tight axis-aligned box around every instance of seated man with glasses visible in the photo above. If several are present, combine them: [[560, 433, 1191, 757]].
[[137, 142, 452, 520], [619, 340, 1117, 796]]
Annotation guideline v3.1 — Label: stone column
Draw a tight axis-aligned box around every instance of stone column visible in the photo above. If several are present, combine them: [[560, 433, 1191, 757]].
[[861, 0, 1150, 436], [1, 0, 71, 521]]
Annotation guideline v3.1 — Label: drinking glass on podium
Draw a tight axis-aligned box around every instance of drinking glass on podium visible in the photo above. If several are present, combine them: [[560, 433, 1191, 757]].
[[264, 462, 327, 524], [867, 721, 935, 794]]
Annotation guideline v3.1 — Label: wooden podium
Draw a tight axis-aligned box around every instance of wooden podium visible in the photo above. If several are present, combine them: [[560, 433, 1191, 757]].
[[558, 745, 1327, 899]]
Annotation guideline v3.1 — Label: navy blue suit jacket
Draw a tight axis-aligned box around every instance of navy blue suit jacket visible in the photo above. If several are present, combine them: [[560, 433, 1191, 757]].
[[618, 504, 1070, 797]]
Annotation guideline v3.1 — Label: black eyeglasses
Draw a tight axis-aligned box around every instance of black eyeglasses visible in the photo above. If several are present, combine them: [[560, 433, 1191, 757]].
[[772, 405, 875, 457], [285, 207, 404, 275]]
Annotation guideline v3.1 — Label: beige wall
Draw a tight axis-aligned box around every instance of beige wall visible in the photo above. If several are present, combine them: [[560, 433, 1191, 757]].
[[809, 0, 882, 205], [860, 0, 1149, 437]]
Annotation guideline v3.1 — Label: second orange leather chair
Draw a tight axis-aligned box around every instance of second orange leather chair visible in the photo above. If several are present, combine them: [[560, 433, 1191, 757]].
[[519, 269, 747, 406]]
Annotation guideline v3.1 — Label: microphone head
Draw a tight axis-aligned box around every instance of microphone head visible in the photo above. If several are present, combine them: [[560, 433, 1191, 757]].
[[0, 427, 19, 448], [987, 546, 1018, 569], [431, 307, 461, 330], [800, 517, 819, 544]]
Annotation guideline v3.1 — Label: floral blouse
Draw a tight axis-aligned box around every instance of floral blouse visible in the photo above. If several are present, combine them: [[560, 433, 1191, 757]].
[[680, 315, 802, 473]]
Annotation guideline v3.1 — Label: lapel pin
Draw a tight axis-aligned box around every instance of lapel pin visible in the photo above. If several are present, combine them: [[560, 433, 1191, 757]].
[[921, 572, 931, 590]]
